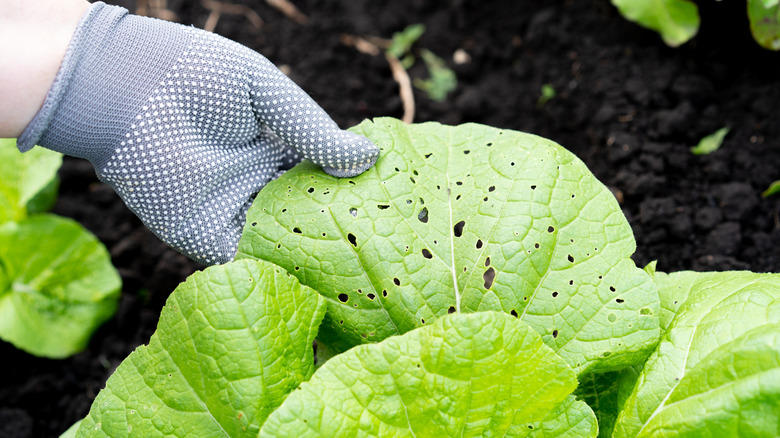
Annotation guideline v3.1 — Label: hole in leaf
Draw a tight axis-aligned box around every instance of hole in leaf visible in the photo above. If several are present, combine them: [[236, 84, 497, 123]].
[[552, 291, 559, 297], [406, 199, 412, 204], [454, 220, 465, 237], [393, 278, 401, 286], [413, 170, 419, 176], [456, 194, 461, 200], [547, 226, 555, 233], [337, 294, 348, 303], [339, 320, 343, 325], [568, 254, 575, 263], [307, 187, 314, 193], [377, 204, 390, 210], [616, 298, 625, 304], [357, 289, 362, 294], [410, 177, 416, 184], [510, 309, 518, 318], [534, 243, 540, 249], [347, 233, 357, 247], [609, 286, 616, 292], [276, 243, 281, 249], [367, 293, 375, 300], [483, 196, 489, 202], [640, 308, 652, 315], [293, 227, 302, 234], [569, 280, 574, 285], [294, 266, 300, 271], [510, 162, 515, 166], [422, 248, 433, 259], [463, 150, 471, 155], [456, 181, 463, 186], [487, 142, 493, 147], [382, 290, 388, 297], [425, 153, 433, 158], [485, 257, 491, 267], [531, 185, 537, 190], [421, 319, 425, 324], [489, 186, 495, 192], [476, 239, 484, 249], [418, 207, 429, 223], [552, 330, 558, 338], [448, 306, 456, 314], [251, 222, 257, 226], [349, 208, 357, 217], [483, 267, 496, 289]]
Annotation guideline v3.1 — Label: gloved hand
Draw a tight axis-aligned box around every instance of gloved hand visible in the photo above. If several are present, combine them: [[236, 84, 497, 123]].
[[17, 2, 378, 265]]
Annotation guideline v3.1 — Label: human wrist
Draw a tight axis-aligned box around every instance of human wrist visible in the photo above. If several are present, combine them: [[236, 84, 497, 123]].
[[0, 0, 89, 138]]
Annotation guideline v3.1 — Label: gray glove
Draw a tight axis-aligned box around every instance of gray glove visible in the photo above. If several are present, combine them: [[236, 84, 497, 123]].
[[17, 2, 378, 265]]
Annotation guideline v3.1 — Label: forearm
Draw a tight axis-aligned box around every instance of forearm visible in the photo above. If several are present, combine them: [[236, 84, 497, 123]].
[[0, 0, 90, 137]]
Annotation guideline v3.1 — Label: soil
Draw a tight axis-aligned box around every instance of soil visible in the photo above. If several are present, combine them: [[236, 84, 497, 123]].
[[2, 0, 779, 436]]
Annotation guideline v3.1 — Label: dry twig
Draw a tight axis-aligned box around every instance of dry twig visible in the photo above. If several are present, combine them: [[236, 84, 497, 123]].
[[265, 0, 309, 25], [201, 0, 264, 32], [340, 34, 416, 124], [137, 0, 179, 21]]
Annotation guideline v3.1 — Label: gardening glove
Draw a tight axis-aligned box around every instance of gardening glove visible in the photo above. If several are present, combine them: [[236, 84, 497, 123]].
[[17, 2, 378, 265]]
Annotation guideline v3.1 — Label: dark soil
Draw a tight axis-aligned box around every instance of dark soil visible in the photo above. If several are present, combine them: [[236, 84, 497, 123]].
[[2, 0, 779, 436]]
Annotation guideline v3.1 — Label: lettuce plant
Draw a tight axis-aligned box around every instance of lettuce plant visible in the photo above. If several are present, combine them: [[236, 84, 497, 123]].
[[238, 118, 661, 377], [611, 0, 780, 50], [0, 139, 120, 358], [66, 120, 779, 437]]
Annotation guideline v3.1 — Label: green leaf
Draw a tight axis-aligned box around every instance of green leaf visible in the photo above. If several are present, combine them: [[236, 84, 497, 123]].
[[238, 118, 660, 376], [259, 312, 578, 437], [76, 259, 326, 438], [611, 0, 700, 47], [762, 180, 780, 198], [387, 24, 426, 59], [0, 138, 62, 223], [613, 270, 780, 437], [413, 49, 457, 101], [689, 127, 729, 155], [537, 84, 557, 108], [60, 420, 83, 438], [512, 395, 599, 438], [749, 0, 780, 50], [575, 367, 641, 437], [0, 215, 120, 358]]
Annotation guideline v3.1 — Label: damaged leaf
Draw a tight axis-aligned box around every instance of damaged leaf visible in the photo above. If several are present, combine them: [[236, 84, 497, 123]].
[[238, 117, 659, 376]]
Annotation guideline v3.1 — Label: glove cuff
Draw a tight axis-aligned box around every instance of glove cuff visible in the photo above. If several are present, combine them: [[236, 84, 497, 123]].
[[17, 2, 188, 167]]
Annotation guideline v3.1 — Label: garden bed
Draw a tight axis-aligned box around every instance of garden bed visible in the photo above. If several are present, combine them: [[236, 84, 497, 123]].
[[1, 0, 778, 436]]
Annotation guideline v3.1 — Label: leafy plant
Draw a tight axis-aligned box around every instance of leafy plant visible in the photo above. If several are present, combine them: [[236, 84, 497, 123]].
[[413, 48, 457, 102], [238, 118, 661, 376], [537, 83, 557, 108], [0, 139, 120, 358], [612, 269, 780, 437], [387, 24, 426, 68], [690, 126, 729, 155], [67, 120, 778, 437], [386, 24, 457, 101], [762, 180, 780, 197], [612, 0, 780, 50]]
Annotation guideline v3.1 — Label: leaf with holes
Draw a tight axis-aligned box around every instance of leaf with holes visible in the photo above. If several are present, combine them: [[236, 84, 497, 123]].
[[613, 270, 780, 437], [259, 312, 579, 437], [74, 260, 327, 437], [238, 117, 660, 376]]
